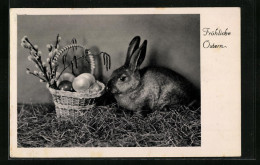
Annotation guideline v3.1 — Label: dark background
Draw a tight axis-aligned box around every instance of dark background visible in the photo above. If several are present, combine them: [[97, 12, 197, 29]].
[[1, 0, 257, 164]]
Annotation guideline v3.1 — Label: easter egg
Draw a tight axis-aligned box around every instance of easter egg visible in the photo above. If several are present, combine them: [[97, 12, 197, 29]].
[[89, 82, 102, 93], [56, 72, 75, 86], [72, 76, 91, 92], [58, 80, 74, 92], [79, 73, 95, 85], [72, 73, 96, 92]]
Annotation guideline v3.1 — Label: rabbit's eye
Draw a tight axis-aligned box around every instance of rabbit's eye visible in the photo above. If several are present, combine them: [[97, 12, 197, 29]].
[[119, 76, 127, 81]]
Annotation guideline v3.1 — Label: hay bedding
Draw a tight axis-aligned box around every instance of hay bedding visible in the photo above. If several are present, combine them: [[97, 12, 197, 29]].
[[17, 103, 201, 147]]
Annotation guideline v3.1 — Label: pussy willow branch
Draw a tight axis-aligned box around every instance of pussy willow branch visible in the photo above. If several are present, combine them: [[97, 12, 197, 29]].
[[49, 34, 61, 79], [29, 55, 44, 72], [27, 68, 47, 82], [24, 37, 51, 84], [28, 53, 51, 84], [30, 72, 47, 82], [25, 38, 38, 54], [37, 57, 50, 82], [55, 34, 60, 49]]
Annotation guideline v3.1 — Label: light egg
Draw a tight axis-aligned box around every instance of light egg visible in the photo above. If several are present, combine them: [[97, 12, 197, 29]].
[[89, 82, 102, 93], [72, 73, 95, 92]]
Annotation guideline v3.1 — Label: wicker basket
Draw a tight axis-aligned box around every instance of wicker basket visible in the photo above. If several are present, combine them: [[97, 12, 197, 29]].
[[48, 44, 105, 120], [48, 81, 105, 120]]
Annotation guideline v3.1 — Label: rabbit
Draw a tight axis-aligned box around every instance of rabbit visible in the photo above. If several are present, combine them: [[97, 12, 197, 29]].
[[106, 36, 200, 115]]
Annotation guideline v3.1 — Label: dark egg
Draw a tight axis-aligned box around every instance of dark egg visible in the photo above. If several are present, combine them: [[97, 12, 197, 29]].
[[58, 80, 75, 92]]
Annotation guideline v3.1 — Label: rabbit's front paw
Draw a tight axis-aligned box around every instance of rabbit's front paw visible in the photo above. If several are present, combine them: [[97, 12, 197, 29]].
[[161, 105, 171, 112], [135, 109, 151, 118]]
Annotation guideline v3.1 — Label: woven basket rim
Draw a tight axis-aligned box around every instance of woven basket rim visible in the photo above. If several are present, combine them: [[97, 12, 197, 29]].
[[48, 80, 105, 98]]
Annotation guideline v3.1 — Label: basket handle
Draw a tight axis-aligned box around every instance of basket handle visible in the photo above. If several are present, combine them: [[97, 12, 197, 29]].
[[52, 44, 95, 75]]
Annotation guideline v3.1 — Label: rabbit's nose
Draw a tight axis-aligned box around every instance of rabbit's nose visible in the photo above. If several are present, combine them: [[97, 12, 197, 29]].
[[106, 86, 110, 92]]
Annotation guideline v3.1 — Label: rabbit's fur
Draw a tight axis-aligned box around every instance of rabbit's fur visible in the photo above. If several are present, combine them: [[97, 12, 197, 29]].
[[107, 36, 199, 113]]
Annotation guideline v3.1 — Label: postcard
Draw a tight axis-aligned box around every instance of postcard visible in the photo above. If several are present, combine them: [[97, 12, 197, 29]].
[[10, 8, 241, 157]]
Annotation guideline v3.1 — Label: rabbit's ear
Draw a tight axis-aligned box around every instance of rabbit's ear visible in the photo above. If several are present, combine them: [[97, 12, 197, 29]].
[[125, 36, 141, 66], [129, 40, 147, 71]]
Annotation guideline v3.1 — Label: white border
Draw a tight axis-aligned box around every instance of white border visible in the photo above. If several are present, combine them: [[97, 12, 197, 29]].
[[10, 8, 241, 158]]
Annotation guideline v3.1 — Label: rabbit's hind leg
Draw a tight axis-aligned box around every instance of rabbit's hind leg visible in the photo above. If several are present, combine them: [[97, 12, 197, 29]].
[[157, 92, 182, 111], [157, 92, 174, 110]]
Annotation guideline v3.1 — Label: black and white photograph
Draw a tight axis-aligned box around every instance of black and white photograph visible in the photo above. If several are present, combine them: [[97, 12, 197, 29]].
[[17, 14, 201, 147], [10, 8, 241, 158]]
